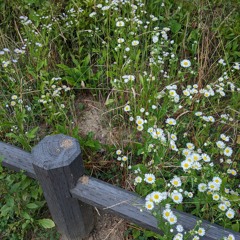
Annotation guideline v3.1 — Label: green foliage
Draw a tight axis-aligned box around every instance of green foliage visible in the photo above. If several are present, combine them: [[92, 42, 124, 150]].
[[0, 161, 56, 240], [0, 0, 239, 239]]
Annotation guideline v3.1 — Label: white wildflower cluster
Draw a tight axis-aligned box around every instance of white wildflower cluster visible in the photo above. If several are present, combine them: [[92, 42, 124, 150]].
[[147, 126, 166, 143], [167, 84, 180, 103], [145, 191, 168, 210], [180, 143, 212, 171], [0, 44, 27, 67], [216, 135, 233, 157], [162, 206, 178, 225], [194, 111, 216, 123], [19, 15, 32, 25], [115, 149, 128, 163], [122, 75, 135, 83], [198, 176, 236, 220], [182, 84, 198, 98], [220, 114, 234, 124], [135, 116, 146, 131], [232, 62, 240, 70], [200, 85, 215, 97], [37, 77, 71, 107], [218, 58, 226, 66]]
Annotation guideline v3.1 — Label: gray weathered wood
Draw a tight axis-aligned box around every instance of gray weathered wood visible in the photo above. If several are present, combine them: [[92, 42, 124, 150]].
[[71, 176, 240, 240], [0, 142, 36, 179], [32, 134, 94, 240]]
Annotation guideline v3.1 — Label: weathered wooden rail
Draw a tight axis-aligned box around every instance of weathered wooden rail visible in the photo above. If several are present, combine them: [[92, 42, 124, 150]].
[[0, 134, 239, 240]]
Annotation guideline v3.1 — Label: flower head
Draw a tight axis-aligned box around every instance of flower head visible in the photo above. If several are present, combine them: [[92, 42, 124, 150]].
[[145, 201, 154, 210], [171, 176, 182, 187], [171, 191, 183, 204], [144, 173, 156, 184], [116, 21, 125, 27], [124, 105, 131, 112], [197, 227, 205, 236], [224, 147, 233, 157], [132, 40, 139, 46], [166, 118, 176, 126], [180, 59, 191, 68], [226, 208, 235, 219]]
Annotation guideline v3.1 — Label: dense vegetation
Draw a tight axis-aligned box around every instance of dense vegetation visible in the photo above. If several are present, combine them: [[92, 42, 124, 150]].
[[0, 0, 239, 239]]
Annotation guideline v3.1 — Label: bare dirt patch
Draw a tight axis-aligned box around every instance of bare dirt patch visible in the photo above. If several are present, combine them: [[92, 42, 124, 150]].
[[83, 210, 127, 240], [74, 94, 113, 145], [73, 94, 130, 240]]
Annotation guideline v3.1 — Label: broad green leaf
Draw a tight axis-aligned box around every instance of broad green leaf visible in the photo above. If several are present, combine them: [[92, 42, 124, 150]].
[[170, 21, 181, 33], [0, 205, 12, 217], [37, 219, 55, 229], [26, 203, 39, 209], [232, 222, 239, 232], [26, 127, 39, 139], [22, 212, 31, 220]]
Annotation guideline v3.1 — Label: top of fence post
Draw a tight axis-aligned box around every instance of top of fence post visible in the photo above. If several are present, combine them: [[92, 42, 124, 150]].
[[33, 134, 82, 169], [32, 134, 94, 240]]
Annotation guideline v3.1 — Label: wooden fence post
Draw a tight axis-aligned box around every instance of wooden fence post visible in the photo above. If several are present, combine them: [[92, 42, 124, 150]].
[[32, 134, 94, 240]]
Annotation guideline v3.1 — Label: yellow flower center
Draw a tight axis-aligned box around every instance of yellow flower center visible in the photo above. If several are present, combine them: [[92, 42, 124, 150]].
[[174, 196, 179, 200], [165, 212, 170, 217]]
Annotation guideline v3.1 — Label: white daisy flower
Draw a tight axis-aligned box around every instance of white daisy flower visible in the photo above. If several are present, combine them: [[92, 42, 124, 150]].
[[170, 176, 182, 187], [218, 203, 227, 211], [226, 208, 235, 219], [224, 147, 233, 157], [116, 150, 122, 155], [134, 176, 142, 184], [198, 183, 207, 192], [124, 105, 131, 112], [171, 191, 183, 204], [213, 177, 222, 185], [166, 118, 176, 126], [220, 134, 230, 142], [145, 201, 154, 210], [186, 143, 195, 150], [144, 173, 156, 184], [197, 227, 205, 236], [201, 153, 211, 162], [181, 160, 192, 171], [167, 214, 177, 225], [116, 21, 125, 27], [180, 59, 191, 68], [227, 234, 235, 240], [132, 40, 139, 46], [162, 208, 173, 220], [216, 141, 226, 149], [151, 191, 162, 203]]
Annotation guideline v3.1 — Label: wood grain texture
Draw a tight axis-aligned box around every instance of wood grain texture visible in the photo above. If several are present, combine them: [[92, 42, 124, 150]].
[[71, 176, 240, 240], [32, 134, 94, 240], [0, 141, 36, 179]]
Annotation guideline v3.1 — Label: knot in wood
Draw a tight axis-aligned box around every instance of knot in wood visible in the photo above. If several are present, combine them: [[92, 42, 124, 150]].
[[60, 139, 73, 149]]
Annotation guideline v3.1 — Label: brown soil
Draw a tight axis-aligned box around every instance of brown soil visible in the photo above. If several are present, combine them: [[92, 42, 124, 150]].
[[83, 210, 127, 240], [74, 94, 112, 145], [73, 94, 129, 240]]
